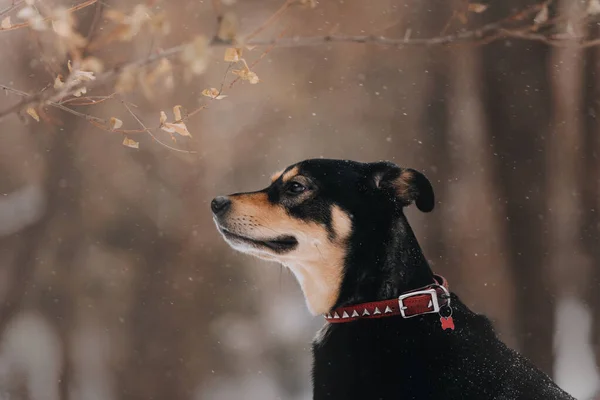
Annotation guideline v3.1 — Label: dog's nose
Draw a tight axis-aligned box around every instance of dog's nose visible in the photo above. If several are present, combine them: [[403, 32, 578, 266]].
[[211, 196, 231, 216]]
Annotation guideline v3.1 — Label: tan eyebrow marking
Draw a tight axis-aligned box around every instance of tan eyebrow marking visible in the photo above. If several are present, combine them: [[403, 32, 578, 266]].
[[282, 166, 299, 183], [270, 169, 285, 183]]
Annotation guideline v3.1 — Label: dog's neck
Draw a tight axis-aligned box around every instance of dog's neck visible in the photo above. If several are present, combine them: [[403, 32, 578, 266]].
[[334, 212, 434, 309]]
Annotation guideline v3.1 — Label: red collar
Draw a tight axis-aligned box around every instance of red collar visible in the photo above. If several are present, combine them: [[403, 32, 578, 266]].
[[324, 274, 455, 330]]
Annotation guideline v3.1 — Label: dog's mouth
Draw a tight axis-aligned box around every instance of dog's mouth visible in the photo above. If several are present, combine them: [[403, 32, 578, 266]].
[[218, 226, 298, 253]]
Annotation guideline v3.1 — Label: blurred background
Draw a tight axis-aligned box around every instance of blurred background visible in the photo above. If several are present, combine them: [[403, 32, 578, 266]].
[[0, 0, 599, 399]]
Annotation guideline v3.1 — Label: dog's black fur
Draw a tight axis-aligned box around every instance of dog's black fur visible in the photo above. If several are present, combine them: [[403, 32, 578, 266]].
[[212, 159, 574, 400]]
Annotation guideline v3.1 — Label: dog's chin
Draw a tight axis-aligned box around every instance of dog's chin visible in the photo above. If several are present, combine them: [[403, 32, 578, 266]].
[[216, 225, 298, 256]]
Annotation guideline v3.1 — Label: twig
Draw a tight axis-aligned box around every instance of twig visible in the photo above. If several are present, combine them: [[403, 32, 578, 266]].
[[121, 100, 196, 154], [0, 0, 97, 32], [228, 28, 287, 89], [59, 94, 117, 106], [245, 0, 295, 42], [0, 0, 24, 19], [84, 0, 104, 45], [1, 0, 599, 124]]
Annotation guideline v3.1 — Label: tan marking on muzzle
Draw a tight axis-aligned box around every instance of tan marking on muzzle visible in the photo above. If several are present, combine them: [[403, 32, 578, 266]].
[[225, 193, 350, 315]]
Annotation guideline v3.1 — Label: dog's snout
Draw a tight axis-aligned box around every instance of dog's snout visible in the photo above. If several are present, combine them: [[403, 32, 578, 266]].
[[211, 196, 231, 216]]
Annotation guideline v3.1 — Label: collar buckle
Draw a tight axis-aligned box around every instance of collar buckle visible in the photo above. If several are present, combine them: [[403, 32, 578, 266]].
[[398, 288, 439, 318]]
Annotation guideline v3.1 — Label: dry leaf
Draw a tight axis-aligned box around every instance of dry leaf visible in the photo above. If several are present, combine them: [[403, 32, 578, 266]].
[[54, 75, 64, 89], [17, 6, 47, 31], [144, 58, 173, 88], [115, 66, 137, 93], [122, 137, 139, 149], [140, 58, 173, 99], [201, 88, 227, 99], [534, 5, 548, 25], [81, 57, 104, 73], [456, 11, 468, 24], [159, 109, 191, 137], [105, 5, 151, 41], [217, 12, 238, 41], [173, 105, 183, 121], [162, 122, 192, 137], [149, 12, 170, 35], [299, 0, 317, 8], [20, 7, 46, 31], [224, 47, 242, 62], [565, 22, 576, 37], [73, 86, 87, 97], [26, 107, 40, 122], [589, 0, 600, 15], [232, 68, 259, 84], [468, 3, 488, 13], [180, 36, 210, 76], [73, 70, 95, 82], [109, 117, 123, 130], [51, 7, 87, 48], [1, 16, 12, 29]]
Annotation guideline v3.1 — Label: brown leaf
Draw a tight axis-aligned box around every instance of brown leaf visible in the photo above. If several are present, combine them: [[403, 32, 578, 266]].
[[201, 88, 228, 99], [534, 5, 548, 25], [122, 136, 139, 149], [17, 6, 47, 31], [298, 0, 318, 8], [51, 6, 87, 49], [1, 16, 12, 29], [105, 5, 151, 41], [73, 86, 87, 97], [81, 57, 104, 73], [180, 36, 210, 76], [115, 66, 137, 93], [468, 3, 488, 13], [217, 12, 238, 41], [109, 117, 123, 130], [589, 0, 600, 15], [161, 122, 192, 137], [456, 11, 468, 24], [224, 47, 242, 62], [232, 68, 259, 84], [173, 105, 183, 121], [149, 12, 170, 36], [54, 75, 64, 89], [26, 107, 40, 122]]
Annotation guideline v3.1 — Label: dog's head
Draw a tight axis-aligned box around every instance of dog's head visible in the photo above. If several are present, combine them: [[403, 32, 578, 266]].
[[212, 159, 434, 314]]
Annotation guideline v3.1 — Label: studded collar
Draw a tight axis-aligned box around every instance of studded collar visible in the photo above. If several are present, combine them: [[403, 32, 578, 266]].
[[323, 274, 454, 329]]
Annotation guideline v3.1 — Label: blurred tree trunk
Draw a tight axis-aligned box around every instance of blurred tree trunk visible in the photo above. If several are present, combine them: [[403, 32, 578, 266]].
[[546, 3, 590, 307], [583, 24, 600, 392], [443, 44, 517, 346], [481, 4, 554, 374]]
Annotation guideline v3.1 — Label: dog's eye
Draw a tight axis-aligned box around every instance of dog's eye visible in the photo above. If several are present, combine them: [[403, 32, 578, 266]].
[[287, 182, 306, 195]]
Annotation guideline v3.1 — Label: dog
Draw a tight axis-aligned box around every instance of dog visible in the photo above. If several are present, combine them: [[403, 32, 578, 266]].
[[211, 158, 575, 400]]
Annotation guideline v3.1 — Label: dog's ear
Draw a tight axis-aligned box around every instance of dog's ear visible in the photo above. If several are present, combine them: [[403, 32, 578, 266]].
[[370, 161, 435, 212]]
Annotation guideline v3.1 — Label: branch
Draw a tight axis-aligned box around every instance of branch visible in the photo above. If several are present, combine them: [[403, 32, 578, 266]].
[[121, 100, 196, 154], [0, 0, 597, 123], [0, 0, 97, 32]]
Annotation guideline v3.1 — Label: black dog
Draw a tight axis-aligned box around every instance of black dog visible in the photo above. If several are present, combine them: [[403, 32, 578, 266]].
[[212, 159, 574, 400]]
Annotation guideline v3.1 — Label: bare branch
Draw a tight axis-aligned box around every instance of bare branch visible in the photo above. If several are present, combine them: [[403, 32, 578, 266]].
[[0, 0, 97, 32], [121, 100, 196, 154], [0, 1, 24, 19], [1, 0, 599, 139]]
